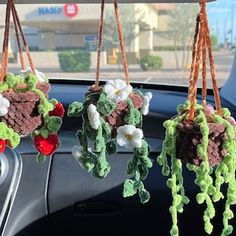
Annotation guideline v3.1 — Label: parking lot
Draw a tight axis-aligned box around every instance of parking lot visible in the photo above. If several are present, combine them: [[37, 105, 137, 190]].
[[8, 51, 234, 88]]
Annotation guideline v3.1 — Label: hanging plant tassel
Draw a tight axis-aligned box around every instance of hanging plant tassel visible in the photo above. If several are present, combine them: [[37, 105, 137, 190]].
[[0, 0, 63, 158], [157, 0, 236, 234], [69, 80, 153, 203]]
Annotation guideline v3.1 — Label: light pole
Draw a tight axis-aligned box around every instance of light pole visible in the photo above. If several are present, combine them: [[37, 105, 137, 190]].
[[231, 3, 235, 48]]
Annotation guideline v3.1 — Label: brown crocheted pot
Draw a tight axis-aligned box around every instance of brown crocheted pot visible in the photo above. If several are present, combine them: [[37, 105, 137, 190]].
[[176, 120, 228, 167], [87, 86, 144, 138], [1, 82, 50, 136]]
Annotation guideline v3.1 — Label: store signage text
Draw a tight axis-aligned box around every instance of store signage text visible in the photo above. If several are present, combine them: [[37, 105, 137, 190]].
[[38, 7, 62, 15], [38, 4, 78, 18]]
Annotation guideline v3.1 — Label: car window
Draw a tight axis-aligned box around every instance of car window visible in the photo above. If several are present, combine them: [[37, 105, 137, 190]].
[[0, 1, 234, 88]]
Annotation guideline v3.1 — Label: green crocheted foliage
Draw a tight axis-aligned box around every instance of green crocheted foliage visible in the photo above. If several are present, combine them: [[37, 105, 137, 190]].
[[0, 122, 20, 148], [46, 116, 62, 133], [71, 88, 153, 203], [68, 101, 84, 117], [124, 107, 142, 126], [97, 93, 116, 116], [106, 140, 117, 155], [123, 140, 152, 203], [157, 102, 236, 236]]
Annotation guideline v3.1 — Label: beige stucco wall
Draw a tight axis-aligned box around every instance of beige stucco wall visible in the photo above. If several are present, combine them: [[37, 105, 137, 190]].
[[0, 3, 174, 65]]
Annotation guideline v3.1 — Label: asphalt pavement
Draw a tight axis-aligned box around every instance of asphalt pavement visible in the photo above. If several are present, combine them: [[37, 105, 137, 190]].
[[7, 51, 234, 88]]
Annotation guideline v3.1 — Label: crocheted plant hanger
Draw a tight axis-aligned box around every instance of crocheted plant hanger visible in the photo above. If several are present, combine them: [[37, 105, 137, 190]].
[[68, 0, 153, 203], [0, 0, 64, 162], [157, 0, 236, 235]]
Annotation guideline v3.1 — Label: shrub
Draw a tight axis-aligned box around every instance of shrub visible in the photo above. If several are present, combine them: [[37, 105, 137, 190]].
[[140, 55, 163, 71], [58, 50, 91, 72]]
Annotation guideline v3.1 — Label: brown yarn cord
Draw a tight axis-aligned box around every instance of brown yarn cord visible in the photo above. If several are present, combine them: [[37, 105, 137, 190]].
[[11, 0, 25, 71], [0, 0, 11, 82], [205, 23, 222, 116], [0, 0, 36, 83], [95, 0, 105, 89], [113, 0, 130, 85], [188, 13, 204, 121], [11, 2, 36, 75], [188, 0, 222, 120], [202, 34, 207, 107], [187, 14, 200, 102]]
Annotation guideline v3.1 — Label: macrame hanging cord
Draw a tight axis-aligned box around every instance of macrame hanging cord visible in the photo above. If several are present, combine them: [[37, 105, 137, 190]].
[[94, 0, 130, 89], [0, 0, 36, 83], [187, 0, 222, 120]]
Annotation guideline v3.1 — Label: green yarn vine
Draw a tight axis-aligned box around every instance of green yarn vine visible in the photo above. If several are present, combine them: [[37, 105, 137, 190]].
[[68, 80, 153, 203], [157, 101, 236, 236]]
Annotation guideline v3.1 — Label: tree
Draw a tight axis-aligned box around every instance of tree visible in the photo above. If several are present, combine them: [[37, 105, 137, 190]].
[[163, 4, 198, 71], [103, 4, 143, 52], [211, 34, 219, 50]]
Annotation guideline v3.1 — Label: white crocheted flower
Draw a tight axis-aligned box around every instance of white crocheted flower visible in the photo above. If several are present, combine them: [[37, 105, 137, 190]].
[[103, 79, 133, 103], [72, 145, 84, 168], [72, 145, 92, 169], [116, 125, 143, 149], [0, 94, 10, 116], [21, 66, 46, 82], [87, 104, 101, 130], [141, 92, 153, 116]]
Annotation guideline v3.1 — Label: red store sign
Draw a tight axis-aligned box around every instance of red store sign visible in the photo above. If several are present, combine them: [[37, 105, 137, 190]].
[[64, 4, 79, 18]]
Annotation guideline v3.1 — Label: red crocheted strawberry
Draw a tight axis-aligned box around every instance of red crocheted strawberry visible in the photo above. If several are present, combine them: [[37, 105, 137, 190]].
[[0, 139, 6, 153], [34, 134, 59, 156], [49, 102, 65, 117]]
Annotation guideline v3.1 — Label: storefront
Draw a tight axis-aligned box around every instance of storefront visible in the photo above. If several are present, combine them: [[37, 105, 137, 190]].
[[0, 3, 160, 65]]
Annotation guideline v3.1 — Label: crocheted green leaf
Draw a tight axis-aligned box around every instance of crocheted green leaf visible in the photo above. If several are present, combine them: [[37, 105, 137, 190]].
[[0, 83, 9, 92], [139, 189, 150, 204], [36, 153, 47, 163], [124, 108, 142, 126], [0, 122, 20, 148], [47, 116, 62, 133], [106, 140, 117, 155], [97, 93, 116, 116], [85, 124, 98, 141], [38, 102, 54, 115], [5, 73, 19, 88], [138, 164, 149, 180], [76, 130, 88, 150], [68, 101, 84, 117], [39, 129, 49, 139], [123, 179, 137, 197], [25, 74, 38, 90], [127, 156, 138, 175], [79, 151, 96, 172], [102, 121, 111, 141], [92, 158, 111, 178]]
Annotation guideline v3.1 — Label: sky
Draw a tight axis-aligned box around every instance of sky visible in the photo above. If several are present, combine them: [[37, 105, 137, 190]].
[[207, 0, 236, 44]]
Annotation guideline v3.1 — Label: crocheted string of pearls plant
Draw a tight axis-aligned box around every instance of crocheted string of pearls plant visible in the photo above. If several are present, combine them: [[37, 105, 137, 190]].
[[68, 0, 153, 203], [157, 1, 236, 236], [0, 0, 64, 162]]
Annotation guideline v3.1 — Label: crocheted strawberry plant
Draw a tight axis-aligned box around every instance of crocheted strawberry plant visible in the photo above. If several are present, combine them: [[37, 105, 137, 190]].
[[68, 79, 153, 203], [0, 0, 63, 161], [0, 73, 63, 162]]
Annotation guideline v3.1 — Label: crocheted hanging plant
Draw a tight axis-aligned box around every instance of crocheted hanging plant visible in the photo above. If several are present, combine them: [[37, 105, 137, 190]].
[[0, 0, 64, 162], [68, 0, 153, 203], [157, 1, 236, 236]]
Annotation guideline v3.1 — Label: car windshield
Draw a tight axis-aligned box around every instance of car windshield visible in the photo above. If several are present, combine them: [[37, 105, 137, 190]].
[[0, 1, 234, 88]]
